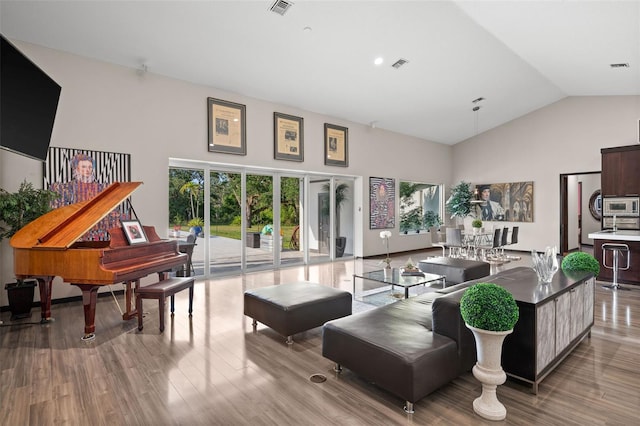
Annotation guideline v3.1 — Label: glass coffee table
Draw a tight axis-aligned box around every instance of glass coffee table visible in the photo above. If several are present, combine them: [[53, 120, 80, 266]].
[[353, 268, 445, 302]]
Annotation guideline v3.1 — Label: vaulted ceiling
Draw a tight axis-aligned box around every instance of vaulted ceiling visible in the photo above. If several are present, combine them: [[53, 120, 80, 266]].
[[2, 0, 639, 145]]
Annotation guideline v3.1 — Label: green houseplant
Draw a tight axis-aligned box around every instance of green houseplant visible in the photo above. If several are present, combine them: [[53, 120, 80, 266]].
[[460, 282, 519, 421], [446, 181, 473, 220], [472, 218, 483, 230], [322, 182, 349, 257], [561, 252, 600, 277], [0, 181, 59, 319], [423, 211, 442, 229]]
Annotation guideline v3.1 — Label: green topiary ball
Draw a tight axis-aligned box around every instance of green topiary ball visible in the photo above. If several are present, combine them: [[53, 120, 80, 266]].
[[561, 252, 600, 277], [460, 283, 519, 331]]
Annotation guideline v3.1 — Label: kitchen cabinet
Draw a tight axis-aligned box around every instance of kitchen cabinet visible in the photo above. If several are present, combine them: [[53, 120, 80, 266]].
[[601, 145, 640, 197]]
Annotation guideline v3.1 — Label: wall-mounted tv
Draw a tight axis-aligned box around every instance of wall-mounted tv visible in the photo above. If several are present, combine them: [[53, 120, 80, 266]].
[[1, 34, 61, 162]]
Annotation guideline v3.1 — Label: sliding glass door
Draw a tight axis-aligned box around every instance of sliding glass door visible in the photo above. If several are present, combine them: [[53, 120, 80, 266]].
[[169, 161, 354, 277]]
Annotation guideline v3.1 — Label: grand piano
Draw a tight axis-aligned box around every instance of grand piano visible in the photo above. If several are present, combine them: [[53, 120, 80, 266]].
[[10, 182, 188, 340]]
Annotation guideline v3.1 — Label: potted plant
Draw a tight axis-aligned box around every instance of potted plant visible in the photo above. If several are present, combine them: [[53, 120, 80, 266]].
[[187, 217, 204, 237], [0, 181, 59, 320], [378, 230, 392, 278], [460, 282, 519, 421], [561, 252, 600, 277], [322, 182, 349, 257], [472, 218, 483, 234], [172, 214, 183, 237], [446, 181, 473, 221]]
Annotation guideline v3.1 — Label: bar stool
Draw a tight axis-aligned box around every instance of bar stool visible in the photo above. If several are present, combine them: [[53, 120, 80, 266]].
[[602, 243, 631, 290]]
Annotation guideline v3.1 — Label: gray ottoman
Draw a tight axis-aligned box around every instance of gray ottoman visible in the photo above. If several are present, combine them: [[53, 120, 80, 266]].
[[244, 282, 352, 344], [418, 257, 490, 285]]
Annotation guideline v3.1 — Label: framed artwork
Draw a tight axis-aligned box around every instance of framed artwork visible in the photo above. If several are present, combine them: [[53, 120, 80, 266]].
[[274, 112, 304, 161], [44, 147, 132, 241], [370, 177, 395, 229], [122, 220, 147, 244], [473, 181, 534, 222], [324, 123, 348, 167], [207, 97, 246, 155]]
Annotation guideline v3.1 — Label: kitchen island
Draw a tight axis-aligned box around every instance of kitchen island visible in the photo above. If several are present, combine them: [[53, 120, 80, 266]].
[[588, 230, 640, 285]]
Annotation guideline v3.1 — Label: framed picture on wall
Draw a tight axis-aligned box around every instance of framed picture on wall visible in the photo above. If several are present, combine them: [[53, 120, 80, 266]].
[[324, 123, 348, 167], [122, 220, 147, 244], [44, 146, 132, 241], [370, 177, 395, 229], [207, 97, 246, 155], [473, 181, 534, 222], [274, 112, 304, 161]]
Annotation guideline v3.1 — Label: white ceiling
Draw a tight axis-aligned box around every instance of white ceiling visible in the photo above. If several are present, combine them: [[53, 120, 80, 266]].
[[1, 0, 639, 145]]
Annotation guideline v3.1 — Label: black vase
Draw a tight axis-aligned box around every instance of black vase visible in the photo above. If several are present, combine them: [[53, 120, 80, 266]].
[[5, 280, 37, 320]]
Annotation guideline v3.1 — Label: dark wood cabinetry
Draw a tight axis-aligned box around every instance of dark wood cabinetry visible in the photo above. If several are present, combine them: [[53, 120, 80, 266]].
[[601, 145, 640, 197]]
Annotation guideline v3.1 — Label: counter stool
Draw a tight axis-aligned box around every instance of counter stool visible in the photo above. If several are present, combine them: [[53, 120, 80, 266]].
[[602, 243, 631, 290]]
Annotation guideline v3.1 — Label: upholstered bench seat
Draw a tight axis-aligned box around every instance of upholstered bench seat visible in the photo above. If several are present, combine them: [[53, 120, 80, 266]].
[[136, 277, 195, 332], [418, 257, 490, 285], [244, 282, 352, 344]]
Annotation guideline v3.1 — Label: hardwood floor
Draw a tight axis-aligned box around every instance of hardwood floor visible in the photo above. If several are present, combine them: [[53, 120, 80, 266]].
[[2, 249, 639, 425]]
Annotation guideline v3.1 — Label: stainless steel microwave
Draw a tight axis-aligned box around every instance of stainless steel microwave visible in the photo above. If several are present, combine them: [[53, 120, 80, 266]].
[[602, 197, 639, 216]]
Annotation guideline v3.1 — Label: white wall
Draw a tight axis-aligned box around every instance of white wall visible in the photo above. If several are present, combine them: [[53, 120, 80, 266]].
[[452, 95, 640, 252], [0, 41, 453, 306]]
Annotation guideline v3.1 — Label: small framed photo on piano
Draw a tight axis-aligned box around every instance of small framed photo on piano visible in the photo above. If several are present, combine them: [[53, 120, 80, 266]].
[[122, 220, 147, 245]]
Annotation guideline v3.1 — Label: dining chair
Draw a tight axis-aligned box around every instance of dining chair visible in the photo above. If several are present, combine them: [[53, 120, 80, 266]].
[[498, 227, 509, 260], [444, 227, 466, 258], [509, 226, 519, 246], [505, 226, 520, 260], [178, 233, 197, 276], [479, 228, 502, 261]]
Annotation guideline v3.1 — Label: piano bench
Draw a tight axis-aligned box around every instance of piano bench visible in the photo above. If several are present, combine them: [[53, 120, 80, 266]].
[[136, 277, 195, 332]]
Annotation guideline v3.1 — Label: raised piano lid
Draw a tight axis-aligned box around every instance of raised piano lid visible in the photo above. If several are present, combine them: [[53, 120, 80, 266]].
[[10, 182, 143, 250]]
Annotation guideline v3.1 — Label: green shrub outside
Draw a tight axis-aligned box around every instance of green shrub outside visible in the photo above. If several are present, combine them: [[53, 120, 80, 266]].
[[460, 283, 519, 331], [561, 252, 600, 276]]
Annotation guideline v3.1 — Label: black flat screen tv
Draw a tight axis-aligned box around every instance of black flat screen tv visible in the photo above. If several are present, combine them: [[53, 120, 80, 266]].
[[1, 34, 61, 162]]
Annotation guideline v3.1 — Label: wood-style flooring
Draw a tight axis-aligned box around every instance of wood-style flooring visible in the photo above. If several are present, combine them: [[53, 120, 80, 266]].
[[1, 248, 639, 425]]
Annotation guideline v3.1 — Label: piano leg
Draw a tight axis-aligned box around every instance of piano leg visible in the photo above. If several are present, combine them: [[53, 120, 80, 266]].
[[36, 277, 55, 323], [122, 279, 140, 320], [72, 284, 100, 340]]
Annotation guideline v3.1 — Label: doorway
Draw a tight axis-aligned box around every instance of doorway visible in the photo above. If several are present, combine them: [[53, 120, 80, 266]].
[[559, 171, 601, 255]]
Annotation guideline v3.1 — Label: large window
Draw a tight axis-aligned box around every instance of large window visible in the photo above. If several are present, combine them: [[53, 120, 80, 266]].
[[399, 181, 443, 234], [168, 161, 354, 277]]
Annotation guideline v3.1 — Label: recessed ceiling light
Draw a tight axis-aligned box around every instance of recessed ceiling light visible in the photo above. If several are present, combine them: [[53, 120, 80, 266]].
[[374, 57, 384, 66], [610, 63, 630, 68]]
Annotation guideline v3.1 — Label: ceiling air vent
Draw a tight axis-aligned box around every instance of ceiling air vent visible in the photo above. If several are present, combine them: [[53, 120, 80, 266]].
[[610, 63, 629, 68], [270, 0, 293, 16], [391, 58, 409, 69]]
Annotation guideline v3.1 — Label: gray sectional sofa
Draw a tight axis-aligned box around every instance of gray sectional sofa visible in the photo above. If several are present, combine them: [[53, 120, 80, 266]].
[[322, 279, 480, 413]]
